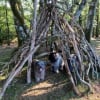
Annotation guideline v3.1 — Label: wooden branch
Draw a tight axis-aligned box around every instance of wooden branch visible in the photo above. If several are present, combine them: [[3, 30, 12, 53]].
[[62, 18, 84, 74], [0, 45, 40, 99], [60, 40, 81, 96], [74, 65, 93, 93], [27, 0, 39, 84]]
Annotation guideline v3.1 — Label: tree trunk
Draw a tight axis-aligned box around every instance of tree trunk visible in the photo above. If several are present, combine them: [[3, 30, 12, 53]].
[[79, 14, 82, 26], [85, 0, 98, 42], [73, 0, 87, 22], [92, 27, 96, 37], [9, 0, 28, 46], [96, 1, 99, 37], [5, 0, 10, 46], [27, 0, 39, 84]]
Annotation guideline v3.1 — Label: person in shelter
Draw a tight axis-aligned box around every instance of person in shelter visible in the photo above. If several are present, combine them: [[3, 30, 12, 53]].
[[48, 50, 64, 73]]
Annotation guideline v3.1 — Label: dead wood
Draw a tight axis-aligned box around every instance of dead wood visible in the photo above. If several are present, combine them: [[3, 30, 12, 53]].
[[0, 0, 100, 99]]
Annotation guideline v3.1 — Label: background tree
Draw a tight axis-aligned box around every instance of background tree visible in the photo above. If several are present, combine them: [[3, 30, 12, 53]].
[[85, 0, 98, 42], [9, 0, 29, 46], [5, 0, 10, 45], [95, 0, 99, 37], [0, 1, 16, 45]]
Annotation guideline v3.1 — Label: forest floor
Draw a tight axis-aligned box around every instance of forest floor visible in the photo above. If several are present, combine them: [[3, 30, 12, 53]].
[[0, 37, 100, 100]]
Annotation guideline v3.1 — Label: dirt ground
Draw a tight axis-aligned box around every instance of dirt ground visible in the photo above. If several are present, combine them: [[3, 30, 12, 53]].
[[19, 74, 100, 100], [19, 70, 70, 100]]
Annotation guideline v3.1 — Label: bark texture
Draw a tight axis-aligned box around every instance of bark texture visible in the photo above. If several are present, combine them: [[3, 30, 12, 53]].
[[85, 0, 98, 42]]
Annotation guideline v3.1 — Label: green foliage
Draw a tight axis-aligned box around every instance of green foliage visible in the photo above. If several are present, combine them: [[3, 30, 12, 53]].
[[65, 14, 71, 22], [21, 0, 33, 26], [0, 4, 16, 44]]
